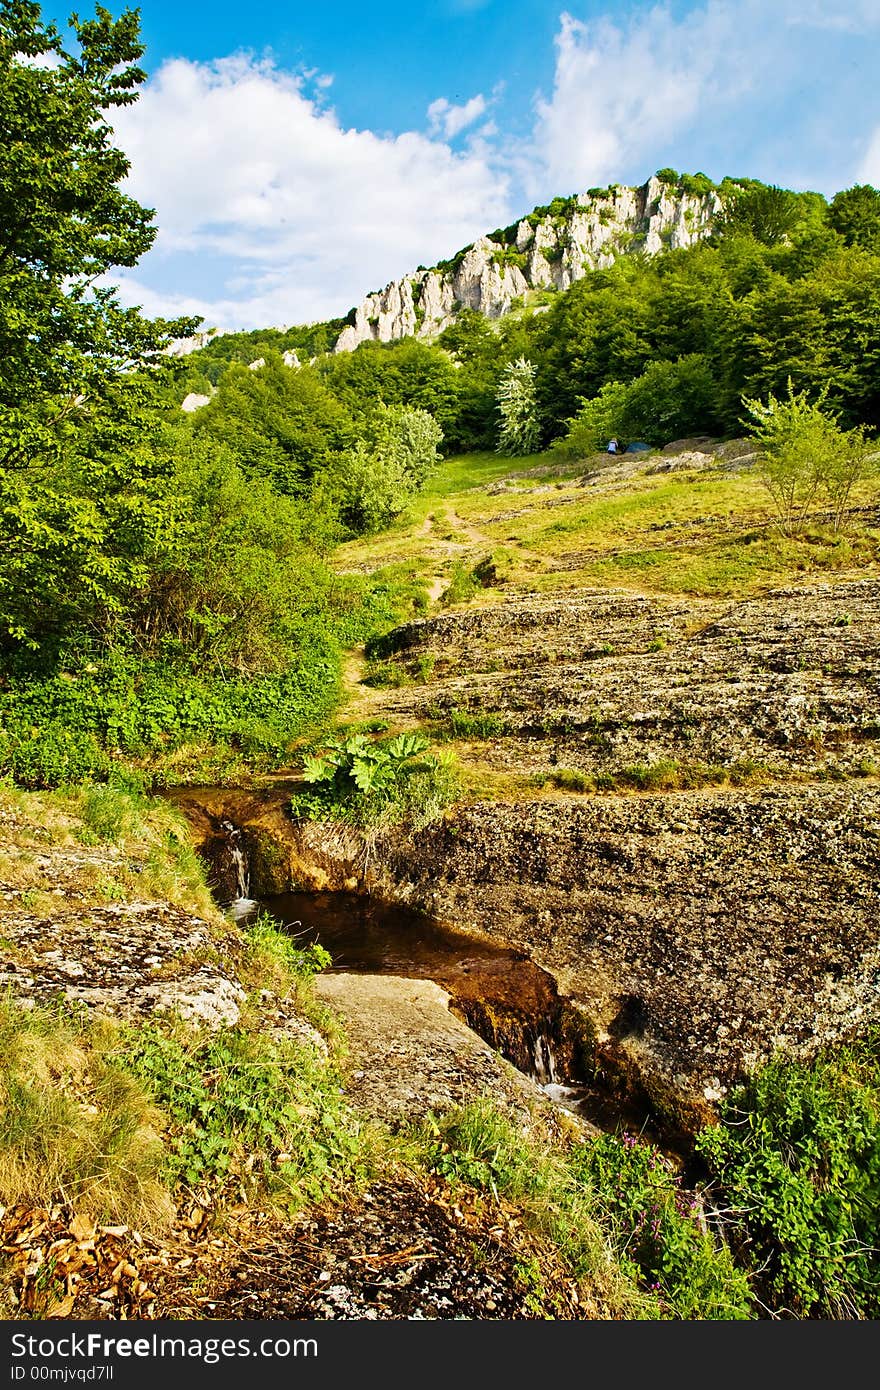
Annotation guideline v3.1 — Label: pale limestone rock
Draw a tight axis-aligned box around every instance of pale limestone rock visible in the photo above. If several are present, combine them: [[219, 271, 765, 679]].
[[514, 218, 534, 252], [282, 348, 301, 369], [165, 328, 220, 359], [181, 391, 213, 413], [333, 174, 724, 354], [247, 357, 266, 371]]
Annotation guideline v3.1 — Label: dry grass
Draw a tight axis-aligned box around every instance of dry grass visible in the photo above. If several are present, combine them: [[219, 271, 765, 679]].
[[0, 785, 222, 923], [0, 998, 173, 1231]]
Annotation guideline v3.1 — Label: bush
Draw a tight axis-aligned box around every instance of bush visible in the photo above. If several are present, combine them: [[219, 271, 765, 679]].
[[439, 560, 481, 607], [743, 380, 876, 535], [115, 1020, 363, 1209], [334, 404, 443, 534], [557, 354, 721, 455], [0, 643, 342, 787], [291, 730, 459, 829], [0, 724, 109, 789], [569, 1133, 753, 1319], [697, 1040, 880, 1318]]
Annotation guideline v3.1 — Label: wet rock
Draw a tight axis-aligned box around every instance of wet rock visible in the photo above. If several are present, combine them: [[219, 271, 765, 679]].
[[312, 972, 578, 1137]]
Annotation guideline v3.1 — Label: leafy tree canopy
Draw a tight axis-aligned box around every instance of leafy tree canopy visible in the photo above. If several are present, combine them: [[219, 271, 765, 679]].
[[828, 184, 880, 253], [0, 0, 194, 467]]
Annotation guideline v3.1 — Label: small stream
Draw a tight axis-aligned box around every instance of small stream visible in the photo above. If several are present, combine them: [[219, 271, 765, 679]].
[[227, 882, 654, 1132]]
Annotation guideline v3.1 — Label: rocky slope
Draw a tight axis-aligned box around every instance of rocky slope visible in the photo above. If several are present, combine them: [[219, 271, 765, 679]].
[[175, 569, 880, 1132], [335, 173, 721, 352], [372, 577, 880, 782]]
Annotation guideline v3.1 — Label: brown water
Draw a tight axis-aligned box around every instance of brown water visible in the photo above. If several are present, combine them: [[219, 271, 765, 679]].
[[234, 889, 567, 1081], [232, 889, 663, 1138]]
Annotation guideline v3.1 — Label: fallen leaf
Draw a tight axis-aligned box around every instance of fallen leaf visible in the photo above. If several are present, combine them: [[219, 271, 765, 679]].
[[46, 1294, 75, 1318], [70, 1214, 95, 1243]]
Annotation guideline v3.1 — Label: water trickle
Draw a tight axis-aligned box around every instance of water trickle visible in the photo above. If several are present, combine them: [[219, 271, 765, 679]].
[[532, 1033, 558, 1087], [220, 820, 254, 911]]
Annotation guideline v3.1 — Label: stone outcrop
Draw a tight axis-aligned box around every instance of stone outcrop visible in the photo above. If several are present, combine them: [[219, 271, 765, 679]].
[[312, 973, 577, 1132], [172, 574, 880, 1131], [335, 174, 722, 352], [371, 578, 880, 782], [0, 899, 246, 1028], [165, 329, 220, 359], [382, 783, 880, 1128], [180, 390, 214, 413], [177, 773, 880, 1133]]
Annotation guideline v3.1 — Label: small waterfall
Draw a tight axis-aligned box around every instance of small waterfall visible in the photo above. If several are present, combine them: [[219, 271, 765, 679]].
[[532, 1032, 558, 1086], [220, 820, 254, 914]]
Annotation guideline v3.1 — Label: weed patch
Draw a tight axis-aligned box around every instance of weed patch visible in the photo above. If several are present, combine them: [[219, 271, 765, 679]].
[[291, 730, 460, 829]]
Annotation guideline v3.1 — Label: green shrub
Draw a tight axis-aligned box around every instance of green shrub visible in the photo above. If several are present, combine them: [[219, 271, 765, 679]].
[[440, 560, 480, 606], [697, 1040, 880, 1318], [0, 723, 110, 789], [291, 730, 459, 829], [75, 782, 148, 843], [569, 1133, 752, 1319], [332, 404, 444, 534], [416, 1099, 652, 1317], [428, 707, 509, 741], [546, 767, 594, 792], [742, 380, 876, 535], [115, 1021, 363, 1209]]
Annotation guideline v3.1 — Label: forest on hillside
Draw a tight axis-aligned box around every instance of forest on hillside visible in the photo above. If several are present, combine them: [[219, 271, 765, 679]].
[[2, 0, 880, 792]]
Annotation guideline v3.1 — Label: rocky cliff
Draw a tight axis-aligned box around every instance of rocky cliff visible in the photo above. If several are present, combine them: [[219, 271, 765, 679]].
[[334, 173, 722, 353]]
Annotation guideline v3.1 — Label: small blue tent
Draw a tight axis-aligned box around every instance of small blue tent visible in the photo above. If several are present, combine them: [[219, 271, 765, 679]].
[[624, 441, 651, 453]]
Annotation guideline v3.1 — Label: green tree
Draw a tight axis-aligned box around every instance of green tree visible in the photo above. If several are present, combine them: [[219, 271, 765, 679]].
[[0, 0, 194, 650], [742, 380, 875, 535], [193, 353, 356, 495], [0, 0, 192, 466], [318, 338, 461, 442], [827, 184, 880, 253], [717, 183, 819, 247], [334, 404, 443, 533], [495, 356, 540, 455], [556, 354, 721, 456]]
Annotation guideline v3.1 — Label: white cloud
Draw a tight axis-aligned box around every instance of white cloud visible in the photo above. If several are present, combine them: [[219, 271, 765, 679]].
[[427, 93, 488, 139], [786, 1, 880, 33], [111, 54, 511, 330], [526, 6, 748, 196], [522, 2, 880, 201]]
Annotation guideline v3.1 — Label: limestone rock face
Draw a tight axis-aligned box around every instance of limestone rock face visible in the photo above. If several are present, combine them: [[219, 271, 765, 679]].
[[180, 391, 213, 413], [165, 328, 220, 359], [334, 174, 723, 353]]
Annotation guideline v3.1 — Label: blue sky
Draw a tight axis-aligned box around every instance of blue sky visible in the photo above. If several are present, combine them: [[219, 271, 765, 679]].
[[45, 0, 880, 331]]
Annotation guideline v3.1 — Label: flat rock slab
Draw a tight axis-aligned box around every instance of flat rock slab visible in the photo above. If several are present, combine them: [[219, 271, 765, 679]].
[[0, 901, 246, 1028], [313, 972, 568, 1133], [384, 781, 880, 1123], [375, 578, 880, 780]]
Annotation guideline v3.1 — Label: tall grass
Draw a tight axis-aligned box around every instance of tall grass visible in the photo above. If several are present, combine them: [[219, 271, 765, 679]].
[[0, 998, 172, 1230]]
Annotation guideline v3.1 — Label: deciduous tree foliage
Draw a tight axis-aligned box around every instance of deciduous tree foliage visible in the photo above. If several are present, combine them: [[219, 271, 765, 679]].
[[0, 0, 190, 458], [0, 0, 194, 648]]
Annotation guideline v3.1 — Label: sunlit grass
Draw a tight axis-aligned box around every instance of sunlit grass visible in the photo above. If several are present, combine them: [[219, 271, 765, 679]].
[[337, 449, 880, 604]]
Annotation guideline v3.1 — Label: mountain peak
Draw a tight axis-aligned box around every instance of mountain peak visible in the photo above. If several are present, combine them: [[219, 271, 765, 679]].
[[334, 171, 724, 353]]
